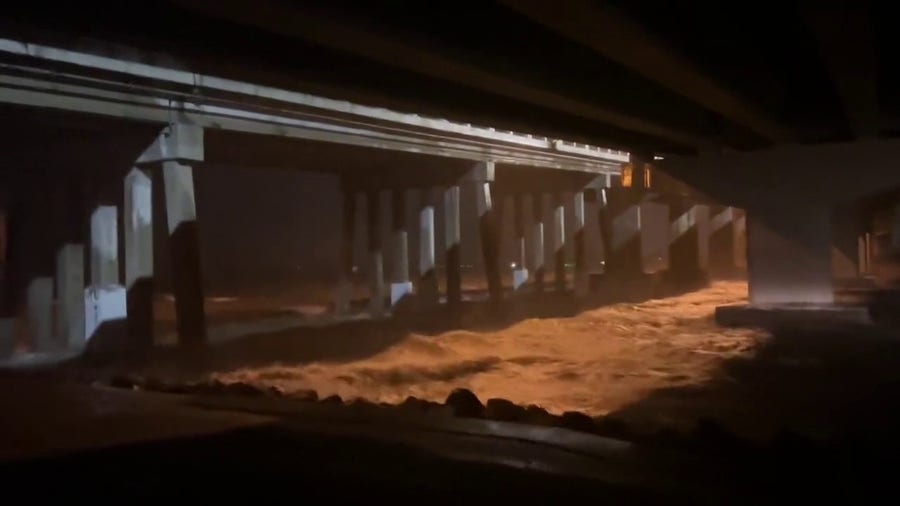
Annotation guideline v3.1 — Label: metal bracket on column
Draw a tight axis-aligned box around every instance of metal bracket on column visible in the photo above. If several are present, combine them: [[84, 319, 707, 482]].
[[136, 123, 204, 164]]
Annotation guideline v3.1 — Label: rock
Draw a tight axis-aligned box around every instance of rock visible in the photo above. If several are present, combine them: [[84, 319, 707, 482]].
[[523, 405, 558, 426], [559, 411, 597, 433], [223, 382, 264, 396], [401, 396, 431, 411], [321, 394, 343, 404], [109, 374, 144, 390], [691, 417, 745, 451], [196, 379, 227, 395], [158, 381, 191, 394], [349, 398, 377, 410], [291, 389, 319, 402], [142, 377, 167, 392], [445, 388, 484, 418], [265, 386, 284, 398], [484, 398, 527, 422], [594, 416, 633, 439]]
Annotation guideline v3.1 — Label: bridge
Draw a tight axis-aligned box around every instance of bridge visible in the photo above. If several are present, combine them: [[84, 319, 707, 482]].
[[1, 1, 894, 356]]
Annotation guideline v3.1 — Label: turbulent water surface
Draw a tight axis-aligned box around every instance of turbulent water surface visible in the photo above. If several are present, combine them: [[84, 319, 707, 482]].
[[214, 281, 763, 421]]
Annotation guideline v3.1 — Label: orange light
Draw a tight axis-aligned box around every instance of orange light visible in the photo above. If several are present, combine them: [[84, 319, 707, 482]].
[[643, 163, 652, 188], [621, 163, 633, 187]]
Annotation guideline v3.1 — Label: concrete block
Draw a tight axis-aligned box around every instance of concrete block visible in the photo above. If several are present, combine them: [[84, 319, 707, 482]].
[[84, 285, 127, 342], [57, 244, 85, 349], [747, 208, 833, 305], [137, 123, 204, 164], [90, 206, 119, 286], [124, 168, 153, 287], [26, 277, 54, 351], [390, 281, 414, 307], [513, 268, 529, 291]]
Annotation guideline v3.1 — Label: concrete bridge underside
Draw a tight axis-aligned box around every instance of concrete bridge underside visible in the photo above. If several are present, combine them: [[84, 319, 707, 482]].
[[3, 0, 899, 356]]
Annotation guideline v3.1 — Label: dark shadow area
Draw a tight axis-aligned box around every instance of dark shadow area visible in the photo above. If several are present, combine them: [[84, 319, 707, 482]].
[[608, 324, 900, 444], [0, 422, 673, 503]]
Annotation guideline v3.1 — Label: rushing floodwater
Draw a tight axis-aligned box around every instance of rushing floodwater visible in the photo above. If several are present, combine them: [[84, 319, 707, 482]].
[[213, 281, 763, 419]]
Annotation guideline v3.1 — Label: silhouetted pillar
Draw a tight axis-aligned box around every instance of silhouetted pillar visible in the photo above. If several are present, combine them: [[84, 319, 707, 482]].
[[573, 191, 589, 296], [601, 186, 644, 280], [666, 200, 710, 288], [0, 201, 13, 357], [162, 161, 207, 346], [0, 318, 12, 358], [531, 193, 546, 292], [0, 202, 7, 315], [56, 243, 85, 349], [470, 162, 501, 307], [832, 205, 863, 281], [124, 168, 154, 350], [512, 193, 529, 291], [366, 190, 386, 317], [552, 194, 566, 292], [390, 189, 413, 307], [136, 123, 205, 348], [26, 277, 53, 351], [583, 177, 609, 290], [85, 203, 127, 345], [335, 188, 356, 316], [444, 185, 462, 309], [747, 205, 833, 305], [709, 206, 739, 278], [418, 188, 439, 305], [892, 201, 900, 252]]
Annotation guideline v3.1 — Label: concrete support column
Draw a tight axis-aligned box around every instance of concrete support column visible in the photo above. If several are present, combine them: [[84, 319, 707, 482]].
[[512, 193, 529, 291], [366, 190, 386, 317], [56, 243, 85, 349], [85, 203, 126, 345], [601, 187, 644, 280], [26, 277, 53, 351], [90, 206, 119, 286], [552, 194, 566, 292], [709, 206, 739, 278], [0, 202, 14, 356], [335, 188, 356, 316], [860, 233, 872, 275], [572, 191, 588, 296], [0, 318, 12, 358], [747, 206, 834, 305], [124, 168, 154, 349], [162, 160, 206, 347], [892, 201, 900, 252], [418, 188, 439, 305], [390, 189, 413, 307], [444, 186, 462, 309], [666, 200, 710, 289], [583, 186, 605, 288], [471, 163, 502, 307], [0, 202, 7, 315], [832, 206, 863, 281], [531, 193, 546, 292]]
